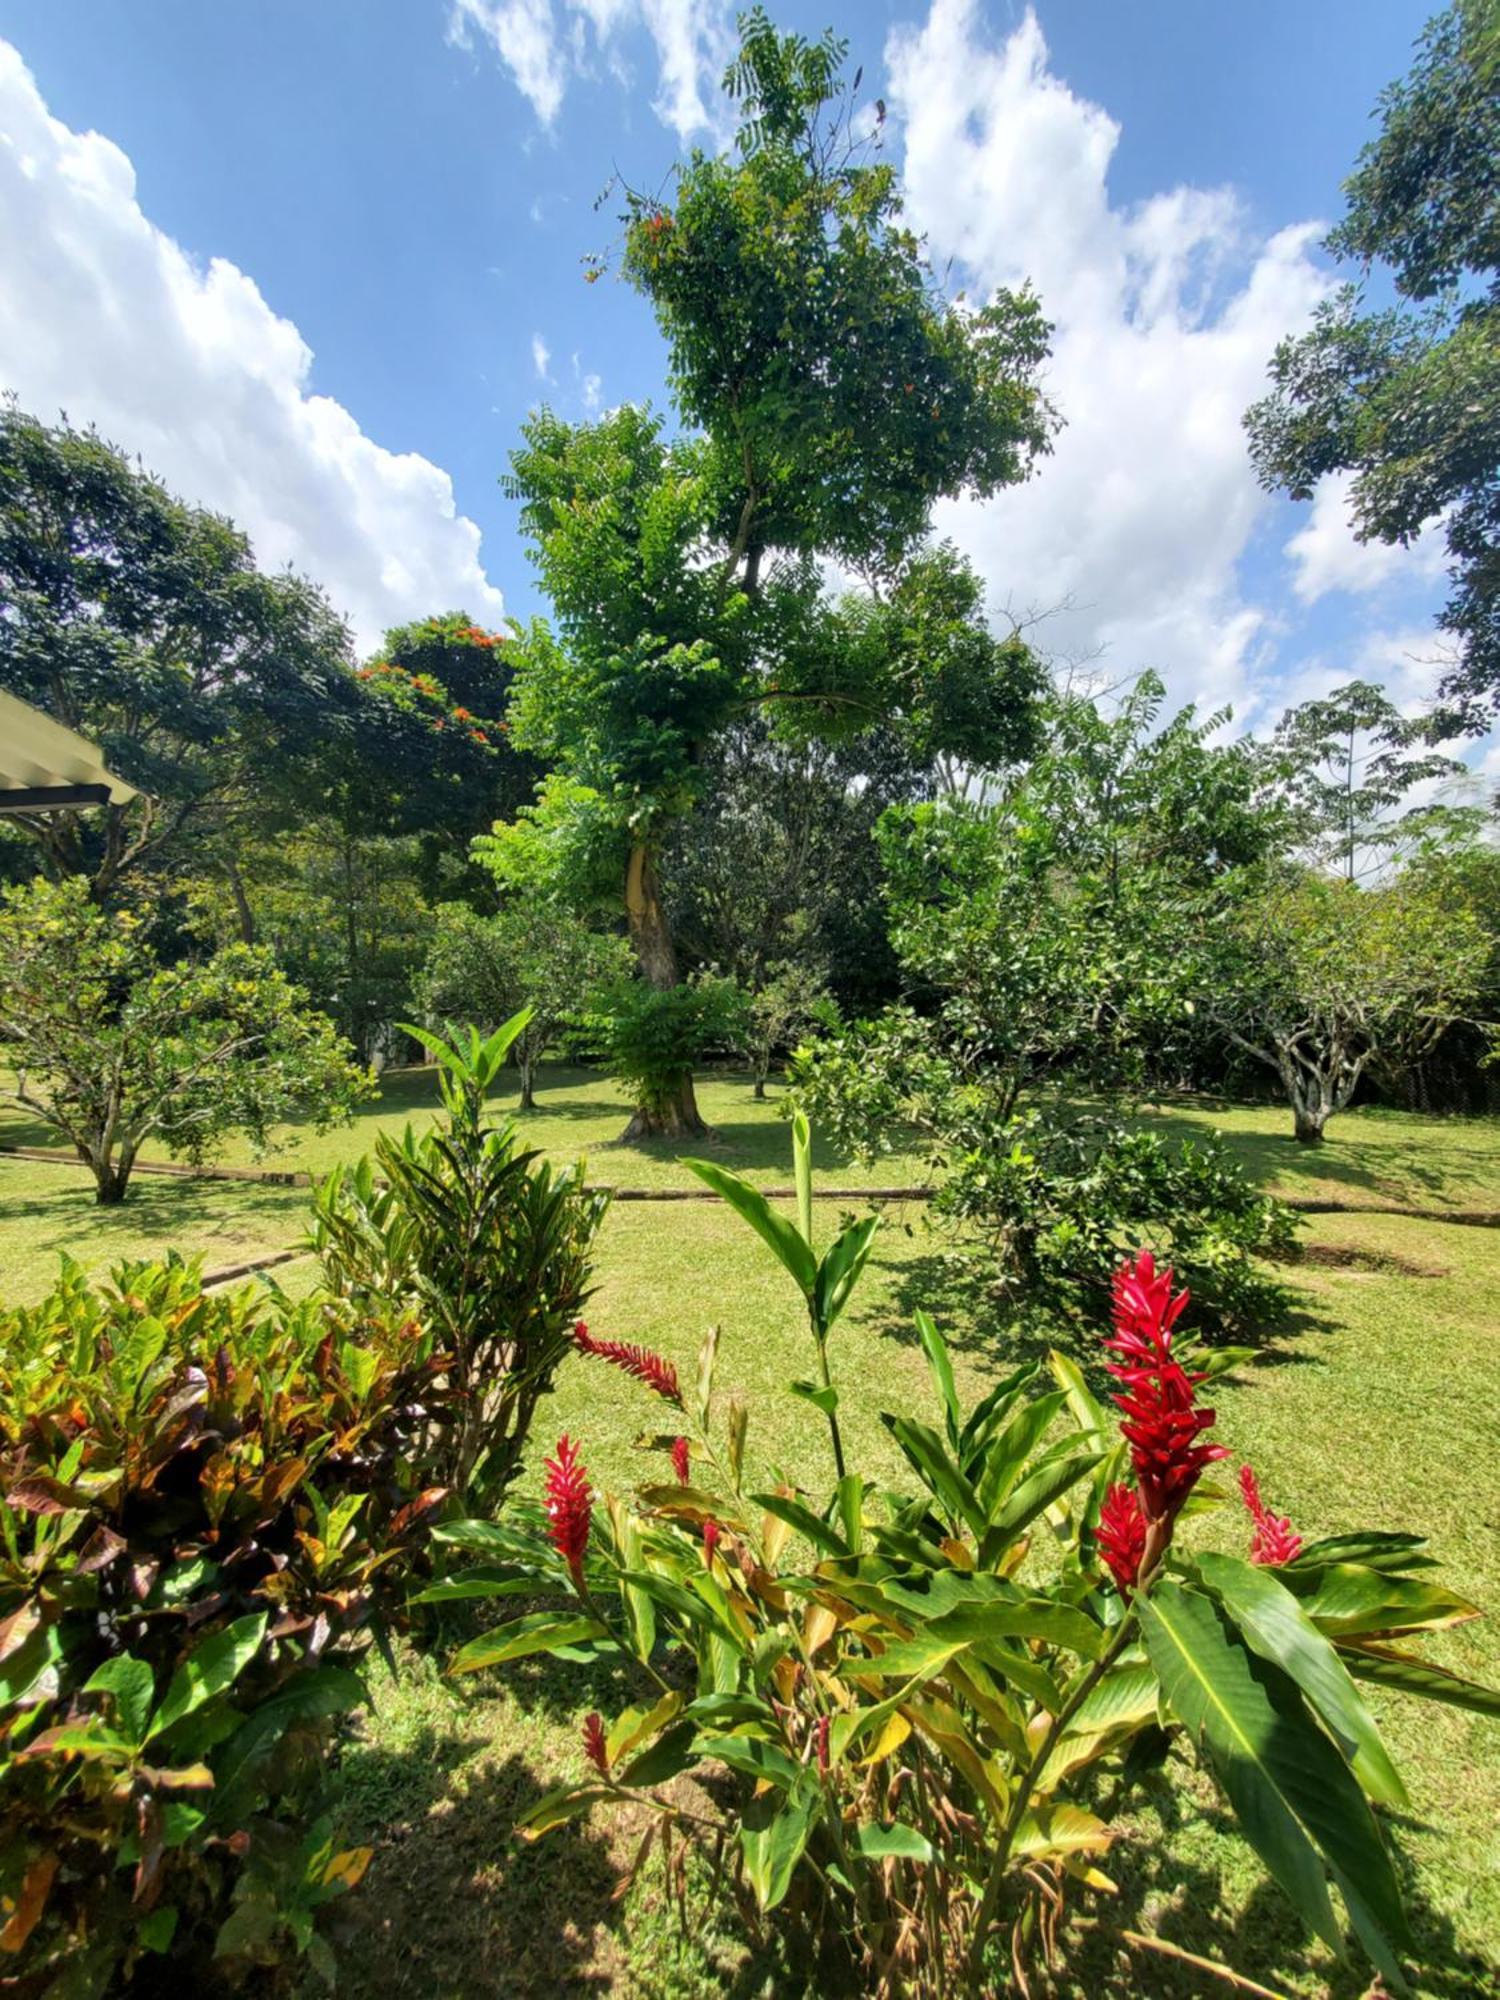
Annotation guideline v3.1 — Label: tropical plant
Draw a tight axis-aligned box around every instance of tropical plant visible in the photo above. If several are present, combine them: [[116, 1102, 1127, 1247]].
[[437, 1124, 1498, 1997], [0, 1255, 451, 1989], [0, 876, 371, 1202], [306, 1014, 607, 1510]]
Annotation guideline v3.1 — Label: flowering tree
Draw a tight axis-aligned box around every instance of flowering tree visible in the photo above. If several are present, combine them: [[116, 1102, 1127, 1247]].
[[433, 1123, 1498, 1995]]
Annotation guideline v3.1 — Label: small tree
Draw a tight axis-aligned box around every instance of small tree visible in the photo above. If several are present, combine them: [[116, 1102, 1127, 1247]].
[[418, 901, 631, 1109], [741, 952, 830, 1099], [0, 878, 370, 1201], [1210, 870, 1493, 1143]]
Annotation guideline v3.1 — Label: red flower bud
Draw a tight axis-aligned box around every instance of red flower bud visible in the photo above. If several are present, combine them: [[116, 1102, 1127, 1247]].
[[702, 1518, 722, 1566], [582, 1711, 608, 1775], [574, 1321, 682, 1404], [544, 1435, 592, 1587], [1105, 1252, 1227, 1528], [671, 1435, 691, 1485], [1097, 1482, 1148, 1595], [1240, 1465, 1303, 1566]]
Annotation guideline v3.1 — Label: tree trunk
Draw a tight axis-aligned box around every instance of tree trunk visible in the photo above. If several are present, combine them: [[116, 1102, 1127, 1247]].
[[92, 1158, 130, 1204], [518, 1052, 537, 1112], [622, 840, 708, 1140], [753, 1074, 767, 1101], [1292, 1107, 1327, 1146], [222, 855, 257, 945]]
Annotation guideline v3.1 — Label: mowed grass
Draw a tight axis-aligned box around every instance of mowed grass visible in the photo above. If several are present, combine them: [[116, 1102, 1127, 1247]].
[[3, 1076, 1499, 1992]]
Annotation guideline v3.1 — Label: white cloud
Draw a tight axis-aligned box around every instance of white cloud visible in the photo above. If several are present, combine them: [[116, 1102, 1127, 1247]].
[[449, 0, 732, 142], [531, 331, 552, 380], [887, 0, 1336, 723], [1286, 469, 1448, 604], [0, 41, 503, 655]]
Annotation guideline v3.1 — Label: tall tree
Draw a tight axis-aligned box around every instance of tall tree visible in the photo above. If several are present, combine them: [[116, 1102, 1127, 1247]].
[[1245, 0, 1500, 726], [1261, 679, 1475, 879], [501, 14, 1054, 1136], [0, 401, 360, 898]]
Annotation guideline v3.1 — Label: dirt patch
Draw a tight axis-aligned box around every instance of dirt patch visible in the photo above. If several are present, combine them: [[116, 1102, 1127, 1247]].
[[1282, 1242, 1451, 1279]]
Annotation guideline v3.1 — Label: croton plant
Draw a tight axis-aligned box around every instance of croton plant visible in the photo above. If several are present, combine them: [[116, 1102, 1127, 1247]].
[[439, 1117, 1499, 1996]]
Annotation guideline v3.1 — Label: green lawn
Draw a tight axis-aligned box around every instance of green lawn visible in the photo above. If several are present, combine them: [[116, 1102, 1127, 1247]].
[[4, 1075, 1498, 1994]]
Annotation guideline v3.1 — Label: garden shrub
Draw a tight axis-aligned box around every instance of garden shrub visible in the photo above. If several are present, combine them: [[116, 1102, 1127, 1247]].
[[0, 1254, 451, 1991], [440, 1120, 1499, 1997], [792, 1016, 1295, 1334], [307, 1016, 607, 1515], [581, 973, 747, 1129]]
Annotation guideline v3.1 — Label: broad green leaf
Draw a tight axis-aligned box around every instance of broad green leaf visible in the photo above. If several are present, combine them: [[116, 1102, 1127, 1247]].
[[1341, 1645, 1500, 1716], [739, 1782, 816, 1910], [683, 1159, 816, 1296], [851, 1821, 934, 1862], [409, 1567, 538, 1605], [1046, 1349, 1108, 1444], [84, 1655, 155, 1748], [620, 1719, 697, 1785], [979, 1450, 1103, 1561], [213, 1667, 367, 1801], [753, 1491, 848, 1557], [517, 1785, 611, 1839], [449, 1613, 609, 1675], [1288, 1564, 1479, 1640], [697, 1732, 803, 1790], [958, 1361, 1040, 1460], [1140, 1581, 1410, 1973], [914, 1309, 960, 1447], [835, 1473, 866, 1556], [813, 1215, 879, 1333], [606, 1692, 683, 1769], [973, 1391, 1068, 1517], [1014, 1801, 1113, 1858], [788, 1379, 839, 1417], [149, 1614, 268, 1742], [1289, 1533, 1432, 1574], [1200, 1553, 1407, 1808]]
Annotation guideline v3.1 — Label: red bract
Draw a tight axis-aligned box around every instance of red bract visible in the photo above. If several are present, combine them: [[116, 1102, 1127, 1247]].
[[544, 1435, 592, 1587], [815, 1713, 830, 1778], [582, 1712, 608, 1776], [671, 1435, 691, 1485], [1240, 1465, 1303, 1566], [1097, 1483, 1148, 1594], [1105, 1251, 1227, 1526], [574, 1321, 682, 1405], [702, 1518, 722, 1567]]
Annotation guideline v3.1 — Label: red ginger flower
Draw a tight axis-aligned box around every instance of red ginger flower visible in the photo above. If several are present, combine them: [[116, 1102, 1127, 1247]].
[[544, 1435, 592, 1586], [1097, 1482, 1148, 1595], [1240, 1465, 1303, 1567], [574, 1320, 682, 1404], [582, 1712, 608, 1776], [1105, 1251, 1227, 1526], [702, 1518, 722, 1567], [671, 1435, 692, 1485]]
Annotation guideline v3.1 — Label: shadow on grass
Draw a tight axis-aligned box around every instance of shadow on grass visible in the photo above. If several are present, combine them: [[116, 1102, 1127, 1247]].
[[328, 1725, 621, 1998], [863, 1240, 1337, 1394]]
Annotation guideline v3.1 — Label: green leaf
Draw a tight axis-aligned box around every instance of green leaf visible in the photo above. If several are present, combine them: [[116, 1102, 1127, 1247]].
[[1289, 1564, 1479, 1640], [1340, 1644, 1500, 1716], [517, 1785, 612, 1838], [851, 1821, 935, 1862], [620, 1719, 697, 1786], [1199, 1553, 1407, 1808], [697, 1732, 803, 1791], [914, 1309, 960, 1447], [213, 1666, 367, 1803], [753, 1490, 848, 1557], [1046, 1349, 1108, 1444], [788, 1379, 839, 1417], [881, 1414, 986, 1538], [449, 1613, 609, 1674], [979, 1450, 1102, 1561], [958, 1361, 1040, 1460], [684, 1158, 817, 1295], [84, 1655, 155, 1748], [148, 1614, 268, 1742], [1139, 1581, 1410, 1973], [793, 1108, 814, 1252], [739, 1782, 816, 1911], [813, 1214, 879, 1333], [1288, 1533, 1432, 1574], [408, 1567, 539, 1605]]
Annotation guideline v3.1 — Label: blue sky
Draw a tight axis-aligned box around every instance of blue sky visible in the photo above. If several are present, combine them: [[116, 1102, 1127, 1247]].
[[0, 0, 1470, 763]]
